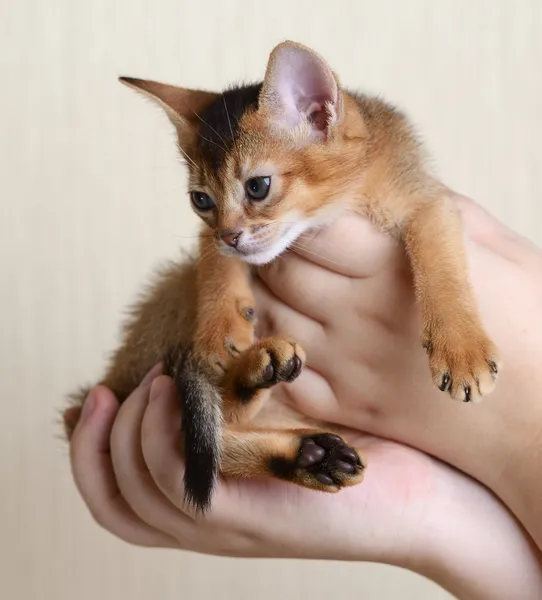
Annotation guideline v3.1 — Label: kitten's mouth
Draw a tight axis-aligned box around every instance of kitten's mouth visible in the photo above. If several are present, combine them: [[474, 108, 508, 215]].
[[219, 222, 311, 265], [237, 246, 281, 265], [222, 241, 283, 265]]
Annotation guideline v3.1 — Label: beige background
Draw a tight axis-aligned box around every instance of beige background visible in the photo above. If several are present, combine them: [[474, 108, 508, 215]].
[[2, 0, 541, 599]]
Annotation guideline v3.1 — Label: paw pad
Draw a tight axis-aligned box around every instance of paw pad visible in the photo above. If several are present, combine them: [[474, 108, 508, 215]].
[[296, 434, 365, 488]]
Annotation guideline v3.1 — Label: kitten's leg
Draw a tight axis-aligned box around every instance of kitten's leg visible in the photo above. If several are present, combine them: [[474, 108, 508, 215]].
[[180, 232, 365, 494], [220, 335, 305, 423], [217, 335, 366, 491], [403, 196, 500, 402], [193, 230, 256, 375], [221, 426, 365, 492]]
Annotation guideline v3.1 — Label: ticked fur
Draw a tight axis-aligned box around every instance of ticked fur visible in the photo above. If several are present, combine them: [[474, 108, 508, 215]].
[[64, 41, 500, 512]]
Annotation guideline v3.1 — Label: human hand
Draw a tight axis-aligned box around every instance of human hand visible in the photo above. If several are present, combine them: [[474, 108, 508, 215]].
[[68, 364, 542, 599], [252, 193, 542, 551]]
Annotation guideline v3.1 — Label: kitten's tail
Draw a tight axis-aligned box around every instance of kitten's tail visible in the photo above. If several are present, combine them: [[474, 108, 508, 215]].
[[168, 347, 222, 513]]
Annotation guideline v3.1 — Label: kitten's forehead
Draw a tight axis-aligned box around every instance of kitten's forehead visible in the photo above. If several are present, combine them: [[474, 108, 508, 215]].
[[195, 83, 262, 173], [189, 81, 302, 205]]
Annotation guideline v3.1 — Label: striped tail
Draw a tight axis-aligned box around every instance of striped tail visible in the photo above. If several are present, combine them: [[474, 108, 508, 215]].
[[167, 347, 223, 512]]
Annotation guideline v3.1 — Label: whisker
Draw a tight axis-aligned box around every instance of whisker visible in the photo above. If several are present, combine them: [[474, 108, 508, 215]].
[[199, 242, 214, 255], [199, 243, 219, 262], [294, 232, 345, 257], [192, 110, 229, 148], [176, 144, 200, 172], [196, 244, 212, 260], [289, 241, 346, 268], [167, 233, 214, 240], [222, 94, 234, 141], [198, 133, 228, 154]]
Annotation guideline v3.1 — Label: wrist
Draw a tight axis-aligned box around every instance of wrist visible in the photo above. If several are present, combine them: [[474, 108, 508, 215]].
[[502, 432, 542, 554], [414, 459, 542, 599]]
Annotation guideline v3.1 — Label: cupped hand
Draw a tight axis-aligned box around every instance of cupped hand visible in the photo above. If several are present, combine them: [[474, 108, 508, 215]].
[[68, 361, 542, 599], [66, 192, 542, 598], [253, 194, 542, 551]]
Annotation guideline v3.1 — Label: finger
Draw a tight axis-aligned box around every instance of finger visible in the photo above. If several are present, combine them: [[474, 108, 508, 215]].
[[140, 373, 335, 527], [251, 275, 326, 342], [140, 376, 189, 512], [70, 385, 177, 548], [255, 250, 353, 325], [141, 378, 279, 555], [289, 213, 400, 277], [110, 375, 197, 545], [454, 192, 540, 266], [141, 376, 236, 527]]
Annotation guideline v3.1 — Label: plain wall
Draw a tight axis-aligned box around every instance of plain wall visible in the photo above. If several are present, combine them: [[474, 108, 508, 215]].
[[2, 1, 541, 598]]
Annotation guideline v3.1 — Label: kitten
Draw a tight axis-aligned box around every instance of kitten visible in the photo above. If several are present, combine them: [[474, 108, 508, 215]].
[[64, 41, 500, 513]]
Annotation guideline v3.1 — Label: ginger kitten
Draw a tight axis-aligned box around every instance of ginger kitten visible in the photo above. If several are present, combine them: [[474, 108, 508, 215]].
[[64, 41, 500, 513]]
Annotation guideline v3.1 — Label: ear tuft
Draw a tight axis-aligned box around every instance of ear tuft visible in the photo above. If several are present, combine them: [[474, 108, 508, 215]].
[[260, 41, 342, 141], [118, 76, 139, 86], [118, 76, 219, 147]]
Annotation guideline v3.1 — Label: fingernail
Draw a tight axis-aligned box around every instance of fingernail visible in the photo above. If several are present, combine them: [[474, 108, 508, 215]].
[[149, 376, 166, 403], [140, 363, 163, 387], [80, 390, 96, 421]]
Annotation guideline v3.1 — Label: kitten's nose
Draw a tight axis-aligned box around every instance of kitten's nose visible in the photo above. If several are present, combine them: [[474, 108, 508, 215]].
[[220, 230, 243, 248]]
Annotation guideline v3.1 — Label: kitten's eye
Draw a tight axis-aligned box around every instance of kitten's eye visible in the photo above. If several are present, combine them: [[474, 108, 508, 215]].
[[190, 191, 214, 211], [245, 176, 271, 201]]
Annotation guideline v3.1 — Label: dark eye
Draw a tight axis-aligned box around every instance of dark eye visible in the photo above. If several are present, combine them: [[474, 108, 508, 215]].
[[190, 191, 214, 211], [245, 176, 271, 201]]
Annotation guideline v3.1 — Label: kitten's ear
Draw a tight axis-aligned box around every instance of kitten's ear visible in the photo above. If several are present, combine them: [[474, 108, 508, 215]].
[[259, 41, 343, 141], [118, 77, 218, 146]]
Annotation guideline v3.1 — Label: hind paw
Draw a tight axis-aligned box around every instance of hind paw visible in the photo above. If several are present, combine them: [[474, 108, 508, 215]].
[[270, 432, 366, 492]]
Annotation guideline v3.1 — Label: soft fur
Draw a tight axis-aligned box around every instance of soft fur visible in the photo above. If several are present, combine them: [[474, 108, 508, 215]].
[[63, 41, 500, 512]]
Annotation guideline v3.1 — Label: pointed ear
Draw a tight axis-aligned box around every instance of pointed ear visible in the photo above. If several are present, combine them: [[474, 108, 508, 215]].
[[259, 41, 343, 141], [118, 77, 218, 147]]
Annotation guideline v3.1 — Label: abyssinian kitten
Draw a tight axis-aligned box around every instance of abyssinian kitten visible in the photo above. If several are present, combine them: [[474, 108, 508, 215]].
[[63, 41, 501, 513]]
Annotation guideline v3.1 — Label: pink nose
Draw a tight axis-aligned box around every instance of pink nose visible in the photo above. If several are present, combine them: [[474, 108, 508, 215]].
[[220, 230, 242, 248]]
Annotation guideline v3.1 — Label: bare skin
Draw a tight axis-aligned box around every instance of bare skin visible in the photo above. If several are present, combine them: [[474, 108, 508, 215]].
[[251, 194, 542, 552], [67, 195, 542, 598]]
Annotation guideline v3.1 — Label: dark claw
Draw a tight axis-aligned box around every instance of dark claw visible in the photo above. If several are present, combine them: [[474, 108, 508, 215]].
[[338, 446, 358, 462], [228, 342, 241, 357], [488, 360, 499, 375], [464, 385, 472, 403], [316, 473, 335, 486], [282, 357, 295, 379], [290, 355, 303, 379], [335, 460, 355, 473], [439, 373, 451, 392], [262, 362, 274, 382], [281, 354, 302, 381]]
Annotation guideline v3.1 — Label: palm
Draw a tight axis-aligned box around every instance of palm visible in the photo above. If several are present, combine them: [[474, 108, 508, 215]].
[[211, 424, 442, 561]]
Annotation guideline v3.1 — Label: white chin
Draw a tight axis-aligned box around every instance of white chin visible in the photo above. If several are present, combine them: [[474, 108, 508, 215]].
[[240, 222, 311, 265]]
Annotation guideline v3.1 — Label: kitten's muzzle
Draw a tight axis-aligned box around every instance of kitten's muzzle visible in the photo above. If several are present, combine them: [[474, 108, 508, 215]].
[[219, 230, 243, 248]]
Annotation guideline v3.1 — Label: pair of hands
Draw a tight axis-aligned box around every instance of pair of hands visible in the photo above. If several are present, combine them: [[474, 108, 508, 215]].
[[68, 195, 542, 598]]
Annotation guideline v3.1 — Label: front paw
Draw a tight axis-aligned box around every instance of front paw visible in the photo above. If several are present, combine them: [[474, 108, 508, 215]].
[[423, 326, 501, 403], [237, 336, 306, 390]]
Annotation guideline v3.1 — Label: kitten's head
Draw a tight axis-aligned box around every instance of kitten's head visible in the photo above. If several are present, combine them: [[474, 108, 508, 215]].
[[120, 41, 362, 264]]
